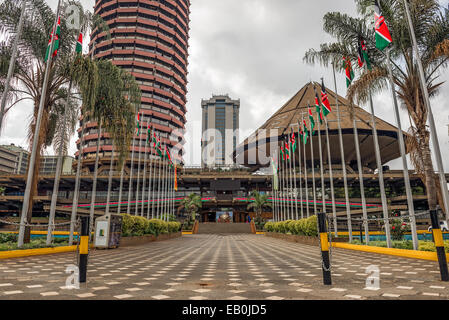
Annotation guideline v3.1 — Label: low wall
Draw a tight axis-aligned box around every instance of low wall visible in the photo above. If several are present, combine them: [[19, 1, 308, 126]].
[[265, 232, 348, 246], [120, 232, 181, 247]]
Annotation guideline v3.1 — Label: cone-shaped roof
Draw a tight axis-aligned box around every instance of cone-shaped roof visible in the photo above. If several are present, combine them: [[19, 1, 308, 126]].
[[234, 81, 407, 170]]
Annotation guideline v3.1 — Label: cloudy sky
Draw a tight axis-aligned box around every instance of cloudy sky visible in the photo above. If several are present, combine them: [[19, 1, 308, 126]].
[[1, 0, 449, 171]]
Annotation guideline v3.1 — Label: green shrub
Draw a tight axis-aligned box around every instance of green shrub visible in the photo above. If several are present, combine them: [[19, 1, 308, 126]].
[[304, 215, 318, 236], [264, 222, 275, 232], [168, 221, 181, 233], [419, 240, 449, 253], [285, 220, 296, 234], [147, 219, 167, 236], [0, 233, 18, 243], [121, 214, 134, 237]]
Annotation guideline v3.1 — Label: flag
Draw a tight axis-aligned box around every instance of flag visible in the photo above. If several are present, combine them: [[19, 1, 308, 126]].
[[290, 129, 297, 153], [284, 139, 290, 161], [358, 37, 371, 70], [374, 0, 393, 51], [314, 94, 323, 125], [76, 32, 83, 54], [280, 146, 285, 161], [271, 157, 279, 191], [343, 57, 354, 88], [298, 122, 304, 143], [302, 119, 309, 144], [174, 165, 178, 191], [135, 113, 141, 136], [320, 79, 332, 117], [45, 16, 61, 62], [165, 146, 172, 165], [308, 107, 316, 134]]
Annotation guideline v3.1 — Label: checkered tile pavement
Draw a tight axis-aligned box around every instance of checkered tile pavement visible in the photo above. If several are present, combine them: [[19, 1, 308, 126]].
[[0, 234, 448, 300]]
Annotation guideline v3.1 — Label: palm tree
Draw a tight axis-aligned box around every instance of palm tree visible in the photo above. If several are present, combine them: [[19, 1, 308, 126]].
[[304, 0, 449, 213], [0, 0, 138, 242], [180, 193, 202, 222], [247, 190, 272, 223]]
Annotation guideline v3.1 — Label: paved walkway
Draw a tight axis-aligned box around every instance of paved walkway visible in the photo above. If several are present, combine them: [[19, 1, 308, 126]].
[[0, 234, 448, 300]]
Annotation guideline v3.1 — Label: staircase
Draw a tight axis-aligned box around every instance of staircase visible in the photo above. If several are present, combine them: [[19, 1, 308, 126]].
[[197, 223, 252, 234]]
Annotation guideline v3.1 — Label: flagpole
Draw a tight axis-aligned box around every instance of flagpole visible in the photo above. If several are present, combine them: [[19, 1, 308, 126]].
[[324, 117, 338, 236], [291, 131, 299, 220], [302, 113, 310, 217], [367, 88, 392, 248], [127, 114, 138, 214], [117, 155, 125, 215], [18, 0, 61, 247], [156, 147, 162, 219], [403, 0, 449, 221], [69, 118, 85, 246], [281, 147, 287, 221], [147, 147, 154, 219], [276, 149, 280, 221], [135, 119, 144, 216], [0, 0, 27, 135], [279, 147, 283, 220], [161, 155, 167, 220], [69, 38, 96, 246], [140, 120, 150, 216], [287, 136, 294, 219], [88, 123, 102, 238], [47, 84, 70, 245], [332, 63, 352, 242], [386, 48, 418, 250], [353, 113, 370, 244], [309, 112, 318, 215], [316, 102, 326, 216], [104, 146, 115, 217], [297, 124, 304, 219]]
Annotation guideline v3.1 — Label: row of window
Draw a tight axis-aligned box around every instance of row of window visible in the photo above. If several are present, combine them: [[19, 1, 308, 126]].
[[97, 9, 188, 45], [120, 62, 186, 94], [96, 0, 190, 33], [97, 47, 186, 83], [98, 25, 187, 62], [105, 21, 187, 54]]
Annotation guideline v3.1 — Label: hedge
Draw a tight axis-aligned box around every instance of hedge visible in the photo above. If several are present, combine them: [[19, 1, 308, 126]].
[[264, 215, 318, 237], [121, 214, 181, 237]]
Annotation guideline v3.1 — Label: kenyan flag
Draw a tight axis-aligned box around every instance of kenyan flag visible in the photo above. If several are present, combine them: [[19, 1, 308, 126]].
[[358, 37, 371, 70], [320, 79, 332, 117], [302, 119, 309, 144], [135, 113, 141, 136], [280, 146, 285, 161], [290, 129, 297, 153], [298, 122, 304, 143], [45, 16, 61, 62], [343, 57, 354, 88], [284, 140, 290, 161], [314, 94, 323, 125], [374, 0, 393, 51], [308, 107, 315, 135], [76, 32, 83, 54]]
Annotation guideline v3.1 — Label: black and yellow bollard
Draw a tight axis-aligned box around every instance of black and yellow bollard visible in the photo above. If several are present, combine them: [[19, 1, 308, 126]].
[[430, 210, 449, 281], [317, 212, 332, 285], [79, 216, 89, 283]]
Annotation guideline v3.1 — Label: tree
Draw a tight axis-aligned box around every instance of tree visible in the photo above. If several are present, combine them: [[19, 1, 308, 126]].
[[247, 190, 272, 223], [304, 0, 449, 214], [180, 193, 202, 222], [0, 0, 138, 242]]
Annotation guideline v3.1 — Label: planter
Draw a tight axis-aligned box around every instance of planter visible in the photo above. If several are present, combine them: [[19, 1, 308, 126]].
[[265, 232, 347, 246], [120, 232, 181, 247]]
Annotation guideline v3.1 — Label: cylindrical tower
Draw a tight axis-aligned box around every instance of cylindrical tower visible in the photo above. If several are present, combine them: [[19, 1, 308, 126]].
[[77, 0, 190, 167]]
